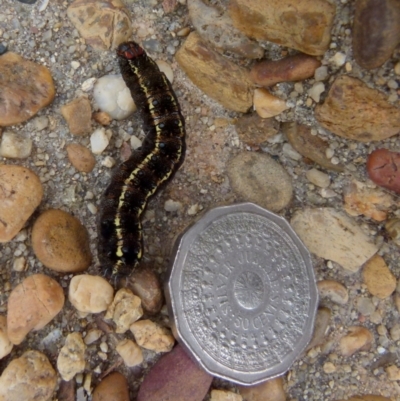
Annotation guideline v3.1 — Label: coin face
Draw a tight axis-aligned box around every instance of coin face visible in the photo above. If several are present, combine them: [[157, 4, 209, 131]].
[[165, 203, 318, 385]]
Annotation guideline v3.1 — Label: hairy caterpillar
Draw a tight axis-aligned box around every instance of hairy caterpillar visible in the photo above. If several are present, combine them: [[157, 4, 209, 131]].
[[98, 41, 186, 279]]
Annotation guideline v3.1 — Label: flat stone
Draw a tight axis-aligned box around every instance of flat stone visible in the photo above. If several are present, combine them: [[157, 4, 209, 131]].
[[290, 208, 378, 272], [176, 32, 253, 112], [306, 168, 330, 188], [362, 255, 396, 299], [90, 127, 110, 154], [0, 315, 13, 359], [210, 390, 242, 401], [343, 180, 394, 221], [353, 0, 400, 70], [116, 339, 143, 367], [338, 326, 374, 357], [228, 0, 336, 56], [67, 0, 132, 51], [283, 122, 344, 172], [0, 52, 55, 126], [31, 209, 92, 273], [61, 97, 92, 136], [227, 152, 293, 212], [69, 275, 114, 314], [0, 350, 57, 401], [317, 280, 349, 304], [315, 75, 400, 142], [92, 372, 129, 401], [66, 143, 96, 173], [253, 88, 288, 118], [7, 274, 64, 345], [307, 306, 331, 350], [137, 345, 212, 401], [250, 54, 321, 87], [0, 165, 43, 242], [0, 131, 32, 158], [238, 377, 286, 401], [57, 332, 86, 381], [188, 0, 263, 59]]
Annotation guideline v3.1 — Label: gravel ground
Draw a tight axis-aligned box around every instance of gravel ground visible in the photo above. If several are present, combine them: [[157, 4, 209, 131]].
[[0, 0, 400, 400]]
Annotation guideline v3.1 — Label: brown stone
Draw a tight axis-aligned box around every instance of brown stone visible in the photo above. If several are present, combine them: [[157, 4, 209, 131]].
[[353, 0, 400, 70], [317, 280, 349, 305], [7, 274, 65, 345], [307, 306, 331, 350], [32, 209, 92, 273], [0, 52, 55, 126], [282, 122, 344, 172], [66, 143, 96, 173], [385, 218, 400, 246], [137, 345, 212, 401], [92, 372, 129, 401], [58, 380, 75, 401], [367, 149, 400, 194], [339, 326, 374, 357], [238, 377, 285, 401], [362, 255, 396, 299], [250, 54, 321, 87], [315, 75, 400, 142], [253, 88, 288, 118], [235, 114, 280, 147], [61, 97, 92, 136], [93, 111, 112, 126], [176, 32, 253, 112], [228, 0, 336, 56], [67, 0, 132, 51], [0, 165, 43, 242]]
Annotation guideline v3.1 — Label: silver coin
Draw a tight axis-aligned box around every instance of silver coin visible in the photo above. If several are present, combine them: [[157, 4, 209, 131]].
[[165, 203, 318, 385]]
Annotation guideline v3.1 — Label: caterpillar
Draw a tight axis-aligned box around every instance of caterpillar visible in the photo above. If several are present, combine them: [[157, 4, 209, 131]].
[[98, 41, 186, 280]]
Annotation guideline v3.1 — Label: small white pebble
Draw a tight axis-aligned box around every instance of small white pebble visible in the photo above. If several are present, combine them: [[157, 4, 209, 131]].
[[156, 60, 174, 83], [188, 204, 201, 216], [90, 128, 109, 154], [314, 66, 328, 81], [345, 62, 352, 72], [101, 156, 116, 168], [13, 256, 27, 272], [71, 61, 80, 70], [306, 168, 330, 188], [130, 135, 142, 150], [100, 342, 108, 353], [394, 61, 400, 75], [331, 156, 340, 165], [331, 52, 346, 67], [282, 143, 302, 161], [164, 199, 182, 212], [87, 203, 97, 215], [81, 77, 97, 92], [308, 82, 325, 102], [325, 148, 335, 159]]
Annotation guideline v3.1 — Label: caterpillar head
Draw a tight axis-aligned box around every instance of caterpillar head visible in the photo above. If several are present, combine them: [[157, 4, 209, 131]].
[[117, 42, 145, 60]]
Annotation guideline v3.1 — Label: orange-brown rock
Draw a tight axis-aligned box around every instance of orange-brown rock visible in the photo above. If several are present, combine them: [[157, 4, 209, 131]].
[[176, 32, 253, 112], [228, 0, 336, 56], [0, 52, 55, 126], [61, 97, 92, 136], [0, 165, 43, 242], [92, 372, 130, 401], [7, 274, 65, 345], [250, 54, 321, 87], [238, 377, 286, 401], [339, 326, 374, 357], [315, 75, 400, 142], [253, 88, 288, 118], [32, 209, 92, 273], [66, 143, 96, 173], [67, 0, 132, 50]]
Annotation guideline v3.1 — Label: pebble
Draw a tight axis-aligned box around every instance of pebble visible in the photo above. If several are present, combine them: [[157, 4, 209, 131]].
[[314, 65, 328, 81], [385, 218, 400, 246], [308, 82, 325, 102], [253, 88, 288, 118], [164, 199, 183, 212], [116, 339, 143, 367], [353, 0, 400, 69], [129, 268, 163, 315], [137, 344, 212, 401], [66, 143, 96, 173], [306, 168, 330, 188], [68, 275, 114, 314], [83, 329, 102, 345], [32, 209, 92, 273], [156, 60, 174, 83], [307, 307, 331, 350], [366, 149, 400, 194], [315, 75, 400, 142], [57, 379, 75, 401], [342, 396, 391, 401], [290, 208, 378, 272], [7, 274, 64, 345], [282, 122, 343, 172], [130, 319, 175, 353], [339, 326, 374, 357], [356, 297, 375, 316], [0, 131, 32, 158], [0, 165, 43, 242], [57, 332, 86, 381], [282, 143, 302, 161], [331, 52, 346, 67], [210, 389, 242, 401], [323, 362, 337, 373], [317, 280, 349, 304], [33, 115, 49, 131], [93, 74, 136, 120], [0, 44, 7, 55], [0, 315, 13, 359], [390, 324, 400, 341], [227, 152, 293, 212], [93, 111, 112, 126], [395, 61, 400, 75], [176, 32, 253, 112], [0, 52, 55, 126], [188, 0, 264, 59], [92, 372, 129, 401], [386, 365, 400, 381], [0, 350, 57, 401], [250, 54, 321, 87], [362, 255, 396, 299], [228, 0, 336, 55], [238, 377, 286, 401], [67, 0, 132, 50], [235, 113, 280, 147], [101, 155, 116, 168], [343, 180, 394, 221], [81, 77, 97, 92], [104, 288, 143, 333], [90, 127, 110, 154], [61, 97, 92, 136], [130, 135, 142, 150]]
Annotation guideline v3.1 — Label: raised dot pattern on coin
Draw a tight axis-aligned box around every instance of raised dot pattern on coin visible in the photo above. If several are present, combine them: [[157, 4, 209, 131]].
[[167, 203, 318, 385]]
